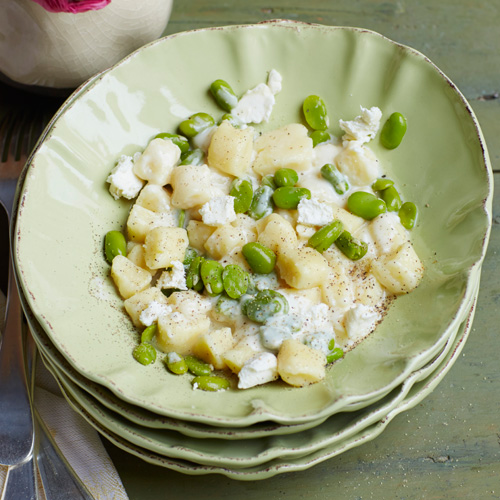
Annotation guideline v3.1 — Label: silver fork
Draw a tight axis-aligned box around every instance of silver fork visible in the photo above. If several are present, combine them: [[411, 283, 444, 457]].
[[0, 111, 94, 499]]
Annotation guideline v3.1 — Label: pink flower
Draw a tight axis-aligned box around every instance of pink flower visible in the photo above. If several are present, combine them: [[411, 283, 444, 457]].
[[30, 0, 111, 13]]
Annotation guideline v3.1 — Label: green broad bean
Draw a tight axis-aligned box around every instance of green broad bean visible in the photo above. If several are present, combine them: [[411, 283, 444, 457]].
[[242, 289, 289, 324], [154, 132, 190, 154], [210, 79, 238, 112], [222, 264, 249, 299], [380, 112, 407, 149], [308, 220, 344, 253], [327, 338, 336, 351], [371, 177, 394, 191], [200, 259, 224, 296], [247, 185, 274, 220], [178, 112, 215, 138], [192, 375, 230, 392], [272, 186, 311, 209], [334, 231, 368, 261], [178, 209, 186, 228], [380, 185, 402, 212], [104, 230, 127, 264], [327, 347, 344, 363], [261, 175, 276, 189], [183, 247, 198, 267], [133, 343, 156, 366], [230, 178, 253, 213], [399, 201, 418, 230], [186, 255, 204, 292], [320, 163, 349, 195], [220, 114, 242, 128], [185, 355, 213, 376], [310, 130, 331, 147], [180, 148, 204, 165], [141, 324, 157, 343], [165, 352, 188, 375], [242, 242, 277, 274], [303, 95, 329, 130], [274, 168, 299, 187], [347, 191, 387, 220]]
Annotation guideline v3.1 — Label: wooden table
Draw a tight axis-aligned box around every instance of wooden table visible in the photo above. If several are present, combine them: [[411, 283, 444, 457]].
[[1, 1, 499, 498]]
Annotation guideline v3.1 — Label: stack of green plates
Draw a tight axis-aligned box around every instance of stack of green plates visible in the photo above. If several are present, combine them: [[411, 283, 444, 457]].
[[13, 21, 493, 480]]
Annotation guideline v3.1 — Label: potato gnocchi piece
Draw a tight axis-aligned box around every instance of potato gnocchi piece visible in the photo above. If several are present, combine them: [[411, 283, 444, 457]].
[[186, 220, 216, 253], [135, 184, 172, 213], [277, 339, 326, 387], [126, 242, 155, 275], [126, 204, 177, 243], [193, 327, 234, 370], [110, 255, 152, 299], [277, 246, 330, 289], [253, 123, 313, 176], [370, 241, 424, 294], [143, 227, 189, 270], [207, 121, 254, 176], [256, 213, 298, 255], [204, 224, 251, 260], [133, 138, 180, 185], [124, 287, 169, 328], [335, 143, 381, 186]]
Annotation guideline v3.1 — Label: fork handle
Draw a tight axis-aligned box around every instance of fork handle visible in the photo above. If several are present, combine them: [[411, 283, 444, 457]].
[[2, 459, 37, 500], [0, 257, 34, 465]]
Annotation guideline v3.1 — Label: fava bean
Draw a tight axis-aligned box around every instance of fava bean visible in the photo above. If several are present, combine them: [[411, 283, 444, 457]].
[[178, 112, 215, 138], [165, 352, 188, 375], [242, 289, 289, 324], [183, 247, 198, 267], [210, 79, 238, 112], [380, 185, 402, 212], [200, 259, 224, 296], [154, 132, 190, 154], [308, 220, 344, 253], [399, 201, 418, 230], [178, 209, 186, 228], [185, 355, 213, 376], [310, 130, 331, 147], [192, 375, 230, 392], [220, 113, 242, 128], [327, 347, 344, 363], [222, 264, 249, 299], [186, 255, 204, 292], [380, 112, 407, 149], [141, 324, 157, 343], [347, 191, 387, 220], [303, 95, 329, 130], [133, 343, 156, 366], [320, 163, 349, 195], [180, 148, 204, 166], [272, 186, 311, 209], [242, 242, 277, 274], [261, 175, 276, 189], [274, 168, 299, 187], [230, 178, 253, 213], [334, 231, 368, 261], [247, 185, 274, 220], [371, 177, 394, 191], [104, 230, 127, 264]]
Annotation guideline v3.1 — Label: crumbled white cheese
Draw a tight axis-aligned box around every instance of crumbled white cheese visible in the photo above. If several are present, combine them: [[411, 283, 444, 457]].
[[231, 70, 282, 124], [260, 313, 303, 350], [107, 153, 144, 200], [139, 301, 172, 327], [339, 106, 382, 145], [344, 304, 381, 341], [199, 195, 237, 226], [297, 197, 333, 226], [191, 125, 217, 152], [238, 352, 278, 389], [133, 138, 180, 185], [302, 331, 335, 355], [155, 260, 187, 291]]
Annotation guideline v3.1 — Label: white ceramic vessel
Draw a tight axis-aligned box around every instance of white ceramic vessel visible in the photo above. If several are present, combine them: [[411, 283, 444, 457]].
[[0, 0, 173, 90]]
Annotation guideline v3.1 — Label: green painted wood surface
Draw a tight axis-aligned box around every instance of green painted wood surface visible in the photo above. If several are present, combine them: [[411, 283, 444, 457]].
[[0, 0, 498, 498]]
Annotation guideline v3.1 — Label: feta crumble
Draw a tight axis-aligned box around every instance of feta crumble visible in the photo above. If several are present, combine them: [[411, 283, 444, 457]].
[[231, 69, 282, 124], [238, 352, 278, 389], [297, 197, 333, 226], [107, 153, 144, 200], [156, 260, 187, 291], [344, 304, 382, 342], [200, 195, 237, 226], [139, 301, 172, 327], [339, 106, 382, 145]]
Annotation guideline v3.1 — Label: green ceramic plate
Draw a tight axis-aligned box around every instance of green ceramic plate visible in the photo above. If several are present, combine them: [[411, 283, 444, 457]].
[[38, 297, 475, 477], [15, 20, 492, 425]]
